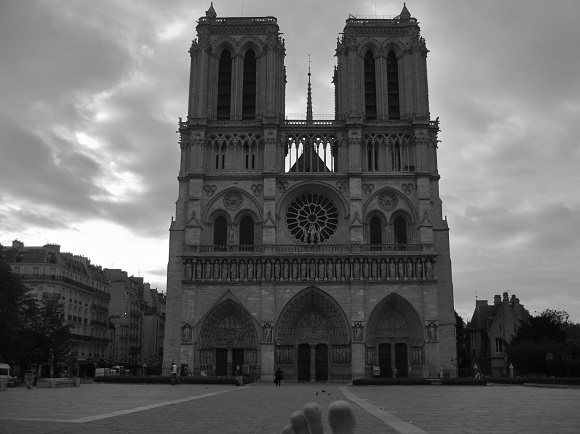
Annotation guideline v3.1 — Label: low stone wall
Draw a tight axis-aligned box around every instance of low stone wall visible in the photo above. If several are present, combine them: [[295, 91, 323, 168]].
[[36, 378, 80, 388]]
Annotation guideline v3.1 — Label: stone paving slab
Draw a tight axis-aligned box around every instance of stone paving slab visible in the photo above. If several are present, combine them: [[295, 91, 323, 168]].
[[347, 384, 580, 434], [1, 382, 579, 433]]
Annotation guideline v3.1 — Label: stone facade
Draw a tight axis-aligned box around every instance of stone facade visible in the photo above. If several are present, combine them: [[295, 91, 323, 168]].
[[467, 292, 530, 377], [163, 4, 456, 381]]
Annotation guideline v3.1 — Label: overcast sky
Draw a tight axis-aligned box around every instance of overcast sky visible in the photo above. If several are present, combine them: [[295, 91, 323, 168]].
[[1, 0, 579, 323]]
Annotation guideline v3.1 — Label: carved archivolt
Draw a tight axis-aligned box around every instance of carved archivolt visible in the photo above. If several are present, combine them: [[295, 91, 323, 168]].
[[276, 287, 350, 345], [203, 187, 263, 223], [366, 293, 423, 347], [198, 299, 258, 349]]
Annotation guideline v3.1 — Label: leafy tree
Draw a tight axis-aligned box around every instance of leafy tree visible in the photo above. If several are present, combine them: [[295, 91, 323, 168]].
[[26, 299, 73, 370], [0, 244, 37, 362], [0, 244, 73, 374], [455, 311, 467, 371], [506, 309, 578, 376]]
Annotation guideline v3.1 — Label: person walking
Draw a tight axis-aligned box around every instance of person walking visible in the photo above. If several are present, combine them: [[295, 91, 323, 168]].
[[171, 362, 178, 385], [274, 367, 284, 387]]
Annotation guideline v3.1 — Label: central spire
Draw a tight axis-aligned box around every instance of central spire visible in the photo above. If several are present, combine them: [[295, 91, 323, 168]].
[[306, 55, 313, 121]]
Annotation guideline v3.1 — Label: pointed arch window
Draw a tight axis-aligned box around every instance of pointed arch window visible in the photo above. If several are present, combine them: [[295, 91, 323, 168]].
[[217, 50, 232, 120], [214, 216, 228, 247], [364, 50, 377, 120], [239, 215, 255, 248], [242, 49, 256, 120], [387, 51, 400, 120], [370, 216, 382, 248], [394, 216, 407, 245]]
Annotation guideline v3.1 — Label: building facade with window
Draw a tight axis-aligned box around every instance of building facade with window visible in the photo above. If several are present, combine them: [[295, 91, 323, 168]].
[[466, 292, 530, 377], [5, 240, 111, 376], [163, 4, 456, 381]]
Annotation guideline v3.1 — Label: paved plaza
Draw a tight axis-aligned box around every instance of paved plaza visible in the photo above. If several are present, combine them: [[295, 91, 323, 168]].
[[0, 382, 579, 433]]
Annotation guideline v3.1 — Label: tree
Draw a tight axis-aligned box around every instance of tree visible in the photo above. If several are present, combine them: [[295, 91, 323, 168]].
[[26, 298, 73, 373], [454, 311, 467, 374], [506, 309, 578, 377], [0, 244, 73, 375], [0, 244, 38, 362]]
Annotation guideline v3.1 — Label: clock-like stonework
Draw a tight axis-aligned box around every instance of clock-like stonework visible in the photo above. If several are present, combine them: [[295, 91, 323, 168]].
[[378, 192, 398, 211], [286, 192, 339, 244], [223, 191, 243, 211]]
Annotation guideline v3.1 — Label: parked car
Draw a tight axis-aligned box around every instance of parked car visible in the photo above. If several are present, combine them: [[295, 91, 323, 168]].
[[0, 363, 18, 387]]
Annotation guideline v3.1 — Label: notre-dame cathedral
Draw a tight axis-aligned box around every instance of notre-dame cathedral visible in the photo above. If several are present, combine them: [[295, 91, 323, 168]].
[[163, 3, 456, 382]]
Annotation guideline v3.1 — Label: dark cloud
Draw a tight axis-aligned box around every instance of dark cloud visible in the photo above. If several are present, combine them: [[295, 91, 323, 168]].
[[1, 0, 579, 321]]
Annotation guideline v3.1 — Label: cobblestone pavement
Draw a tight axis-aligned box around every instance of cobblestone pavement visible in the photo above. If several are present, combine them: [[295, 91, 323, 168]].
[[0, 382, 579, 433]]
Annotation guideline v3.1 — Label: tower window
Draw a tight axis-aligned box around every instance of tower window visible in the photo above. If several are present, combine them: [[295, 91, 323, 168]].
[[387, 51, 400, 120], [214, 216, 228, 246], [370, 216, 382, 245], [364, 50, 377, 120], [217, 50, 232, 120], [394, 216, 407, 245], [239, 216, 255, 247], [242, 49, 257, 120]]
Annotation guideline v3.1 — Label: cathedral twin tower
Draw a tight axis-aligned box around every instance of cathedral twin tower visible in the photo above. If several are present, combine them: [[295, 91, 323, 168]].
[[163, 4, 456, 381]]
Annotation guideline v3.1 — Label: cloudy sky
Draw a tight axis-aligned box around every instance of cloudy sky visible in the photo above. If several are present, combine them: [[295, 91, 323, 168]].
[[1, 0, 579, 323]]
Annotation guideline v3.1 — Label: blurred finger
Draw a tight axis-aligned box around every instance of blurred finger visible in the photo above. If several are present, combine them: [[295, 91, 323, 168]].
[[328, 400, 356, 434], [290, 410, 311, 434], [303, 403, 324, 434]]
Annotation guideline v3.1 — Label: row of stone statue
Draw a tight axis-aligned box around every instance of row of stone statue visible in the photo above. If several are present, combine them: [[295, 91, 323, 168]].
[[184, 256, 435, 282]]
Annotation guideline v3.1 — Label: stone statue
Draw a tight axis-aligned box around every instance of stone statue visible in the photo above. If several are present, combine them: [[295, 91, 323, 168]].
[[292, 260, 298, 280], [389, 260, 396, 279], [205, 260, 212, 279], [344, 260, 351, 280], [274, 261, 280, 280], [318, 260, 325, 280], [185, 261, 192, 280], [327, 260, 334, 280], [353, 260, 360, 279], [265, 261, 272, 280], [248, 260, 254, 280], [416, 260, 423, 279], [406, 259, 413, 279], [196, 261, 202, 280], [380, 260, 387, 279]]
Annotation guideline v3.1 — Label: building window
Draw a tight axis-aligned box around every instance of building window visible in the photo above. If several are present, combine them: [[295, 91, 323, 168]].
[[370, 216, 382, 245], [364, 50, 377, 120], [394, 216, 407, 245], [217, 49, 232, 120], [33, 267, 39, 275], [214, 216, 228, 246], [242, 49, 256, 119], [386, 50, 400, 120], [239, 216, 255, 247], [495, 339, 503, 353]]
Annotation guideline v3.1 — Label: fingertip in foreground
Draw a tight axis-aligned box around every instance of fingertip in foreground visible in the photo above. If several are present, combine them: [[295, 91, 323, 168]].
[[302, 402, 324, 434], [328, 400, 356, 434]]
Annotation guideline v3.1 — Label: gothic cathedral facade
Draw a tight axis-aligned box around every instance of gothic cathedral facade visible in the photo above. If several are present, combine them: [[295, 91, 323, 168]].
[[163, 4, 456, 381]]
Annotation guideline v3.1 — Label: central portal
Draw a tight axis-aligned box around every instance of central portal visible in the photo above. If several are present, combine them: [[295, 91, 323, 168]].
[[275, 287, 351, 382]]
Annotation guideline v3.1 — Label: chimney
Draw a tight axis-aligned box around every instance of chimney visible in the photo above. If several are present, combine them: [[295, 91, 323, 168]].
[[12, 239, 24, 248], [44, 243, 61, 253], [494, 295, 501, 306], [476, 300, 489, 307], [503, 292, 509, 303]]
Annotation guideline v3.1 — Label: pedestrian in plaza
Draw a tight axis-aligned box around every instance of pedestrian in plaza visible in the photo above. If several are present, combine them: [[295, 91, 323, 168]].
[[274, 367, 284, 387], [171, 362, 177, 385]]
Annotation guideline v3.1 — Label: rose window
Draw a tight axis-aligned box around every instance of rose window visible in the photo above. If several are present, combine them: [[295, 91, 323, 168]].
[[286, 192, 339, 244], [223, 192, 243, 211]]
